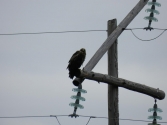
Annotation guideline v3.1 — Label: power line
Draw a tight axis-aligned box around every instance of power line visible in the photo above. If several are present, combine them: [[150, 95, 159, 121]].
[[151, 28, 167, 30], [0, 116, 50, 118], [0, 115, 167, 123], [86, 117, 92, 125], [123, 28, 167, 41], [119, 118, 167, 123], [124, 28, 144, 30], [124, 28, 167, 30], [0, 30, 107, 36], [130, 29, 166, 41], [53, 116, 61, 125], [79, 115, 108, 119], [0, 28, 166, 41]]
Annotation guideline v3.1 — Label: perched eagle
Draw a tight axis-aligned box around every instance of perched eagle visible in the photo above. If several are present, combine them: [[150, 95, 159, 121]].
[[67, 48, 86, 79]]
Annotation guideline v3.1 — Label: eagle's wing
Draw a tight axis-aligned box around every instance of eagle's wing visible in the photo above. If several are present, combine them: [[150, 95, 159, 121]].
[[67, 48, 86, 79], [68, 50, 80, 63]]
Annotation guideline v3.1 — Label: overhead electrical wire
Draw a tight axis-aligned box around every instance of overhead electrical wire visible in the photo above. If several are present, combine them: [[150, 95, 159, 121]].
[[130, 29, 166, 41], [0, 28, 166, 41], [53, 116, 61, 125], [0, 28, 166, 35], [123, 28, 167, 41], [0, 30, 107, 36], [86, 117, 92, 125], [0, 116, 50, 118], [0, 115, 167, 124]]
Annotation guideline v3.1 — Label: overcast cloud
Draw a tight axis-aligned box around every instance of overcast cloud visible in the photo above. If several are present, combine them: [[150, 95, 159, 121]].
[[0, 0, 167, 125]]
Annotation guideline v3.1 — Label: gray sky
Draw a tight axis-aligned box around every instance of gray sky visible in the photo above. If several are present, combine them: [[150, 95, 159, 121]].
[[0, 0, 167, 125]]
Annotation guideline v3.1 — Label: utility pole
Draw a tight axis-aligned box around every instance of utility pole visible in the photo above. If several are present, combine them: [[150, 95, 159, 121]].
[[107, 19, 119, 125], [70, 0, 164, 124]]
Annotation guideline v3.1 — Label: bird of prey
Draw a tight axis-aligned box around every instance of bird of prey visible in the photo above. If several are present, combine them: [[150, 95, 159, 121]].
[[67, 48, 86, 79]]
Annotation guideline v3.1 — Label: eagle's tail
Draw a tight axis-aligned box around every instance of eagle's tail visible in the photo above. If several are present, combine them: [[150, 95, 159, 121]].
[[69, 69, 79, 79]]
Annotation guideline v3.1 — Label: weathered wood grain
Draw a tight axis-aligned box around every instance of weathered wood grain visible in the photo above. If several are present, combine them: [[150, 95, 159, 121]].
[[76, 70, 165, 100], [108, 19, 119, 125]]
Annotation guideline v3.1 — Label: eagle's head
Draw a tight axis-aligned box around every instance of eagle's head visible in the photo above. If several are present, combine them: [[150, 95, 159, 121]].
[[80, 48, 86, 54]]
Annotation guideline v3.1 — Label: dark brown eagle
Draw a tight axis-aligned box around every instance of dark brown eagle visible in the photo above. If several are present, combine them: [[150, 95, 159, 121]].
[[67, 48, 86, 79]]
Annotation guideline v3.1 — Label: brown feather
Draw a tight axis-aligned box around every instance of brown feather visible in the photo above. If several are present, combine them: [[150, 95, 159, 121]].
[[67, 48, 86, 79]]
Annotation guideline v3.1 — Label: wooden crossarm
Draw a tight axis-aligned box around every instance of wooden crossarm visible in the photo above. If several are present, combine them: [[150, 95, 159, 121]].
[[75, 70, 165, 100]]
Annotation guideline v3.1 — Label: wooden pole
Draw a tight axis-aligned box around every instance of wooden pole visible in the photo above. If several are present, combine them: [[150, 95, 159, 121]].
[[73, 0, 149, 86], [75, 70, 165, 100], [108, 19, 119, 125]]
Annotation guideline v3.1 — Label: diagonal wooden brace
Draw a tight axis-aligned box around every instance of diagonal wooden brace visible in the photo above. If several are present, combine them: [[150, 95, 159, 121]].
[[72, 0, 150, 86]]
